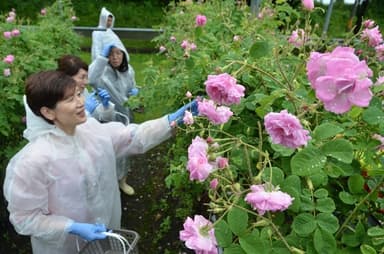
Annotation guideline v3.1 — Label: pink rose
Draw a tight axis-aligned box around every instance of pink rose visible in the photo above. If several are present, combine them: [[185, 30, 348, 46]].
[[3, 55, 15, 64], [361, 26, 383, 47], [183, 111, 194, 125], [3, 31, 12, 39], [264, 110, 311, 149], [302, 0, 314, 11], [198, 99, 233, 125], [245, 184, 294, 215], [288, 29, 306, 47], [306, 46, 373, 114], [3, 68, 11, 77], [179, 215, 217, 254], [195, 15, 207, 27], [11, 29, 20, 37], [159, 45, 166, 53], [204, 73, 245, 105], [210, 179, 219, 190], [40, 8, 46, 15]]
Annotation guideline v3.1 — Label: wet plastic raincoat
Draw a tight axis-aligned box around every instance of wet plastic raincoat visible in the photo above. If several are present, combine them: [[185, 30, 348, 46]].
[[89, 42, 136, 125], [3, 96, 172, 254], [91, 7, 129, 62]]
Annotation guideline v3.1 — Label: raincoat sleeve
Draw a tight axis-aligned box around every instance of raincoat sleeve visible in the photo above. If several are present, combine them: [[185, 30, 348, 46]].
[[88, 55, 108, 87], [91, 31, 103, 61], [103, 115, 173, 158], [3, 147, 72, 247]]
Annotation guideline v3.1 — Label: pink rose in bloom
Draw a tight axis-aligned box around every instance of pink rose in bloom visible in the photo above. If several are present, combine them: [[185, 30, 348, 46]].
[[205, 73, 245, 105], [245, 184, 294, 215], [181, 40, 189, 49], [264, 110, 311, 149], [170, 36, 176, 42], [3, 31, 12, 39], [3, 55, 15, 64], [3, 68, 11, 77], [179, 215, 217, 254], [40, 8, 46, 15], [186, 91, 192, 98], [159, 45, 166, 53], [361, 26, 383, 47], [302, 0, 314, 11], [195, 15, 207, 27], [187, 136, 214, 181], [183, 111, 194, 125], [288, 29, 306, 47], [198, 99, 233, 125], [363, 19, 375, 28], [190, 43, 197, 51], [375, 44, 384, 61], [11, 29, 20, 37], [306, 46, 373, 114], [210, 179, 219, 190]]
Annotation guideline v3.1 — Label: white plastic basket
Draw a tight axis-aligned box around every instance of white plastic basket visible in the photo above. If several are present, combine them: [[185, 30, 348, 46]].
[[79, 229, 139, 254]]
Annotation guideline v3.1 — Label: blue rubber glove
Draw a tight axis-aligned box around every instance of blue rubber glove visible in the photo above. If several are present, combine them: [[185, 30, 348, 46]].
[[102, 44, 115, 57], [85, 92, 99, 114], [128, 88, 139, 96], [68, 222, 107, 241], [97, 88, 110, 107], [168, 100, 199, 125]]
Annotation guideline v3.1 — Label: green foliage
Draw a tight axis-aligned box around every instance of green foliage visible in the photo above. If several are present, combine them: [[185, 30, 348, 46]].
[[139, 0, 384, 253], [0, 0, 81, 166]]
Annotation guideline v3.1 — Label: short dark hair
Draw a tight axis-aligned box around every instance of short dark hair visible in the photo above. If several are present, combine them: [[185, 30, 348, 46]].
[[25, 70, 77, 124], [57, 55, 88, 76]]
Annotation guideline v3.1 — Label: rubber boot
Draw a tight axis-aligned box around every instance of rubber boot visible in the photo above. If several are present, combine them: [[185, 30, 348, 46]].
[[119, 175, 135, 195]]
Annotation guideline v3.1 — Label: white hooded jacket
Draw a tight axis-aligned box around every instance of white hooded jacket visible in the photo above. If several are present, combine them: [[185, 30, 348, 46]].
[[91, 7, 130, 62], [3, 96, 172, 254]]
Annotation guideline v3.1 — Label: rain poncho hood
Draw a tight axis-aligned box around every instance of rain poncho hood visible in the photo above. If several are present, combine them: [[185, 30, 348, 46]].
[[89, 43, 135, 118], [4, 96, 172, 254], [91, 7, 130, 61], [97, 7, 115, 29]]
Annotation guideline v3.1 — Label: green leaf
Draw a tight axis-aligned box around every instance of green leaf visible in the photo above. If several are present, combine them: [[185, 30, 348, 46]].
[[223, 244, 246, 254], [215, 220, 233, 248], [249, 41, 270, 59], [313, 228, 337, 254], [239, 230, 267, 254], [312, 123, 344, 140], [360, 244, 377, 254], [262, 167, 285, 186], [314, 188, 328, 198], [339, 191, 357, 205], [228, 207, 248, 236], [271, 143, 295, 157], [316, 213, 339, 233], [362, 106, 384, 125], [292, 213, 316, 236], [367, 226, 384, 237], [348, 174, 366, 194], [316, 197, 336, 213], [320, 139, 353, 163], [291, 148, 327, 176], [281, 175, 301, 212]]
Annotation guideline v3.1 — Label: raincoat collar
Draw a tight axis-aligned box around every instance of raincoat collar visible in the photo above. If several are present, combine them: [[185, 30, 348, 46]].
[[23, 95, 66, 141]]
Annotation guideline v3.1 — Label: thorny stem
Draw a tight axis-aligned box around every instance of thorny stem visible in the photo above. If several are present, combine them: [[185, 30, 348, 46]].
[[233, 204, 298, 253], [335, 176, 384, 238]]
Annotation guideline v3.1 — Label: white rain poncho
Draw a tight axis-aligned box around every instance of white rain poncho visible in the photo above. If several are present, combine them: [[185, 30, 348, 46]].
[[89, 42, 136, 122], [3, 96, 172, 254], [91, 7, 130, 62]]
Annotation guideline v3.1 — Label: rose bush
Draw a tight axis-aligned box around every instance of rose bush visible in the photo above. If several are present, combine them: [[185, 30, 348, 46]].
[[142, 0, 384, 253]]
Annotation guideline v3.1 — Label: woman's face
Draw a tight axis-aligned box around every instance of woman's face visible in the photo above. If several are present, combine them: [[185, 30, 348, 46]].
[[49, 86, 86, 135], [109, 47, 124, 68], [72, 68, 88, 92]]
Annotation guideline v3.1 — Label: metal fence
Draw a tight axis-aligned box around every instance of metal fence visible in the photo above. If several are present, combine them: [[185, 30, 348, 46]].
[[73, 27, 163, 40]]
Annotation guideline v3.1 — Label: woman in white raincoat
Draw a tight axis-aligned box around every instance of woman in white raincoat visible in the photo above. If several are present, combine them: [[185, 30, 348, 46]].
[[3, 70, 197, 254], [91, 7, 128, 62]]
